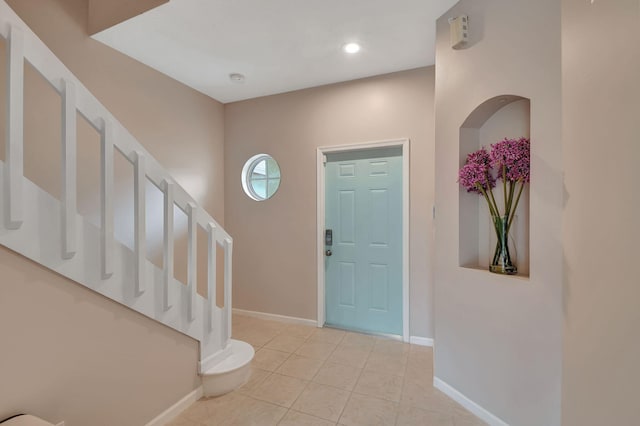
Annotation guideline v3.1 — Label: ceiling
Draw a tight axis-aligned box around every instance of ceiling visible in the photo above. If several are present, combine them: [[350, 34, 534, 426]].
[[92, 0, 458, 103]]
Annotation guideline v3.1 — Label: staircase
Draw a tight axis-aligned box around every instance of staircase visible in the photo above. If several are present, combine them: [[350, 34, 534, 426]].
[[0, 0, 252, 399]]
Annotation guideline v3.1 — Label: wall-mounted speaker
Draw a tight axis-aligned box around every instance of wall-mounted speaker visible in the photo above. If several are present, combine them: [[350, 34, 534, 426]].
[[449, 15, 469, 50]]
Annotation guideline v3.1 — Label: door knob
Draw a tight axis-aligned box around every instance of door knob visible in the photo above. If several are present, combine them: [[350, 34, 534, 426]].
[[325, 249, 332, 257]]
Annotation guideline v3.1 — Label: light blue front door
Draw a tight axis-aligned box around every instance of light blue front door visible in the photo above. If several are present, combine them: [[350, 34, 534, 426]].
[[324, 147, 402, 335]]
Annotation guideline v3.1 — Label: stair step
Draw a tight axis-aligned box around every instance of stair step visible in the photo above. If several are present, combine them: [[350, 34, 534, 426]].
[[201, 339, 254, 397]]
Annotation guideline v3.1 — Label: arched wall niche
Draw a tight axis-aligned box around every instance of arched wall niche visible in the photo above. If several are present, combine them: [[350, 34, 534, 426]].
[[459, 95, 531, 277]]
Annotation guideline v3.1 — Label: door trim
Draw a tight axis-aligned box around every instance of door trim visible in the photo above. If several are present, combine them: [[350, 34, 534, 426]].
[[316, 138, 410, 342]]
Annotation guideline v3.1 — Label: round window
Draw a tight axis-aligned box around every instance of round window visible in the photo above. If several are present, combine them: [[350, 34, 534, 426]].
[[241, 154, 281, 201]]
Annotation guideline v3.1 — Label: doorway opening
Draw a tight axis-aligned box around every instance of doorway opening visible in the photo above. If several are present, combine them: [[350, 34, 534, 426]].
[[316, 139, 409, 342]]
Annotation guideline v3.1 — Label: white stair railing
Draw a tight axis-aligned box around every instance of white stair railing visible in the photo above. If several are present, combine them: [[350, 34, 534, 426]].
[[0, 0, 233, 373]]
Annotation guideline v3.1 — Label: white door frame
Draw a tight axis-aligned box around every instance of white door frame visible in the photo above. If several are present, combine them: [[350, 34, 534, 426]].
[[316, 138, 410, 342]]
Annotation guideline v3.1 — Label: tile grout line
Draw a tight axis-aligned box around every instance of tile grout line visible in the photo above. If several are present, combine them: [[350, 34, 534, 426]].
[[335, 339, 373, 425], [240, 324, 294, 406], [284, 328, 343, 420], [232, 320, 438, 425], [245, 324, 332, 418], [279, 326, 324, 424], [231, 317, 473, 425], [247, 326, 313, 410], [393, 352, 410, 426]]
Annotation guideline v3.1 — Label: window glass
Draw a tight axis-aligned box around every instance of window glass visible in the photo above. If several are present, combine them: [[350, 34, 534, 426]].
[[241, 154, 281, 201]]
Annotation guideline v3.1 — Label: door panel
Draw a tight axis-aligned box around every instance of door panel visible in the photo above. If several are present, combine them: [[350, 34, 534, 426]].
[[339, 262, 356, 307], [369, 264, 389, 311], [369, 189, 389, 245], [339, 191, 356, 243], [325, 147, 402, 335]]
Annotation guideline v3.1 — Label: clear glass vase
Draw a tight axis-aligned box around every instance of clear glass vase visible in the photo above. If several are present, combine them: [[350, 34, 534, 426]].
[[490, 215, 517, 275]]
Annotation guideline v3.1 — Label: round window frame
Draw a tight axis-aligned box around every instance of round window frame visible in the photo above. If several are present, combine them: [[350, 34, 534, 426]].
[[241, 153, 281, 201]]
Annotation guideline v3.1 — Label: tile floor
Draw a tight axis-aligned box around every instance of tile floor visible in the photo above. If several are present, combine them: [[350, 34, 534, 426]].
[[169, 314, 486, 426]]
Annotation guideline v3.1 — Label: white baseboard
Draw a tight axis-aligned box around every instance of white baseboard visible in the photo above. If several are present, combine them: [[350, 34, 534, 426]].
[[433, 377, 508, 426], [233, 308, 317, 327], [145, 386, 203, 426], [409, 336, 434, 347]]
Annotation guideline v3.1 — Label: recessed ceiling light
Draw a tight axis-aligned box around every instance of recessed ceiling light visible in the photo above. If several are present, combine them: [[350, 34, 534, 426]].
[[229, 73, 245, 83], [343, 42, 361, 54]]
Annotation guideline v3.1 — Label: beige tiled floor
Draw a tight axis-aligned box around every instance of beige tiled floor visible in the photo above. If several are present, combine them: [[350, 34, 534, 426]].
[[169, 314, 486, 426]]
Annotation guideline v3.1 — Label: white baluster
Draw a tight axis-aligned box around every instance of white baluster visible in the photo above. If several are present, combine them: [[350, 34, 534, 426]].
[[133, 151, 146, 295], [207, 223, 217, 330], [223, 238, 233, 344], [162, 180, 174, 311], [0, 2, 240, 374], [100, 119, 114, 279], [61, 79, 77, 259], [187, 203, 197, 322], [5, 25, 24, 230]]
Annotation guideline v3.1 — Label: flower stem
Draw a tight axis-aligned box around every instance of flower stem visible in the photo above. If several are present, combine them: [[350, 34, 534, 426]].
[[507, 180, 525, 235], [487, 179, 499, 216], [506, 180, 516, 218], [477, 184, 498, 218], [502, 165, 507, 214]]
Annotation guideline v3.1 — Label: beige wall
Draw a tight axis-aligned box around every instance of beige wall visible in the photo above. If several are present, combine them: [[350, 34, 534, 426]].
[[0, 248, 200, 426], [4, 0, 225, 224], [1, 0, 226, 423], [224, 68, 436, 338], [561, 1, 640, 424], [10, 1, 640, 425], [88, 0, 168, 35], [434, 1, 562, 424]]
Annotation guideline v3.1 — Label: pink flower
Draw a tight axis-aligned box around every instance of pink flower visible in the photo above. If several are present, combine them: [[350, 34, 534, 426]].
[[490, 137, 530, 182], [458, 137, 530, 249], [458, 147, 496, 193]]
